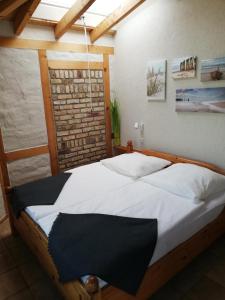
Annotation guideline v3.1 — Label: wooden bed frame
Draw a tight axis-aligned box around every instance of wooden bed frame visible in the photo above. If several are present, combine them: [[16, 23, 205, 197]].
[[1, 136, 225, 300]]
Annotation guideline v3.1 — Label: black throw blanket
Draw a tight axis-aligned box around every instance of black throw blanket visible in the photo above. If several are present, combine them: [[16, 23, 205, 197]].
[[11, 173, 71, 217], [49, 213, 158, 295]]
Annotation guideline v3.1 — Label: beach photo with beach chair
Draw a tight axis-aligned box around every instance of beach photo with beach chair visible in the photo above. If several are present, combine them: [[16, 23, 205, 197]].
[[201, 57, 225, 82]]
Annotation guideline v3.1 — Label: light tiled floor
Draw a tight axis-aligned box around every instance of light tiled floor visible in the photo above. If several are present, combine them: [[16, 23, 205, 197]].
[[1, 219, 225, 300]]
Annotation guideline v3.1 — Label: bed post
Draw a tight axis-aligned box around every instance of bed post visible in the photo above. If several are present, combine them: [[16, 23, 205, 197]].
[[127, 140, 133, 153], [84, 276, 101, 300], [0, 128, 15, 233]]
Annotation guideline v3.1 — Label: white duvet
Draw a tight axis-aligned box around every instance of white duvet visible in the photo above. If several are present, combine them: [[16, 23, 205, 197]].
[[37, 181, 204, 237], [26, 162, 134, 221]]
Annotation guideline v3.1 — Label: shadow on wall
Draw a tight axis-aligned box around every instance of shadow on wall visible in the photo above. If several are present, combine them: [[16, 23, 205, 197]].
[[0, 187, 5, 219]]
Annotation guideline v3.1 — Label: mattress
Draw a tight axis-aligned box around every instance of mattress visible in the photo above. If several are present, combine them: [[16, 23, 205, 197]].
[[26, 178, 225, 289]]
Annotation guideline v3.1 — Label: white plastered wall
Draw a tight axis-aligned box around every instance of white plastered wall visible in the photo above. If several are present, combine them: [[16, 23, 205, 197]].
[[114, 0, 225, 168]]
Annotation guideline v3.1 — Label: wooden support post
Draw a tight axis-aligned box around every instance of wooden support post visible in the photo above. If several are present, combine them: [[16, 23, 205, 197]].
[[38, 50, 59, 175], [0, 129, 10, 188], [0, 128, 15, 233], [103, 54, 112, 157]]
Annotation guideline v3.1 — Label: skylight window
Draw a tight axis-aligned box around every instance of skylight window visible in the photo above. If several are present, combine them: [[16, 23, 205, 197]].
[[87, 0, 123, 16], [34, 0, 123, 27]]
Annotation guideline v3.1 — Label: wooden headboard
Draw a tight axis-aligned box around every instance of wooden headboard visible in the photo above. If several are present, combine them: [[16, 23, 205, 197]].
[[114, 140, 225, 176]]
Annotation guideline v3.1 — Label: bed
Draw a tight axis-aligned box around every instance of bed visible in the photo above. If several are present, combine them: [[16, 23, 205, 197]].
[[1, 139, 225, 300]]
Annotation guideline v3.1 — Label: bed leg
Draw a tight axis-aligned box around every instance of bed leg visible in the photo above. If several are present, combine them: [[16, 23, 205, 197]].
[[5, 188, 17, 236], [6, 208, 17, 236], [9, 216, 17, 236], [84, 276, 101, 300]]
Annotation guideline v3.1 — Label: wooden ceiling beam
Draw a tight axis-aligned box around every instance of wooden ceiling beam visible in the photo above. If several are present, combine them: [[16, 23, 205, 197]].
[[0, 36, 114, 55], [29, 17, 116, 37], [0, 0, 28, 19], [90, 0, 146, 43], [14, 0, 41, 35], [55, 0, 96, 39]]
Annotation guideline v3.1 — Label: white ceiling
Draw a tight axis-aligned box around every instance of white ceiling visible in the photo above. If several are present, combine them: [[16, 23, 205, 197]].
[[33, 0, 123, 27]]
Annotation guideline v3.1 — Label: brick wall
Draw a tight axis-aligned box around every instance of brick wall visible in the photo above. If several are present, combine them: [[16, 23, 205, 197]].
[[49, 68, 107, 171]]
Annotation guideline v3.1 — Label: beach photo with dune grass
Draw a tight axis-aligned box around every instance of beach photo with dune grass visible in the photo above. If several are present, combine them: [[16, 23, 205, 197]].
[[146, 60, 166, 101], [201, 57, 225, 82], [176, 87, 225, 113], [172, 56, 197, 79]]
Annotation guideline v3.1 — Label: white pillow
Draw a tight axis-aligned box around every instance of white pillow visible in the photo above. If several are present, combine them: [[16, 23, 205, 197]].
[[101, 152, 171, 179], [141, 163, 225, 203]]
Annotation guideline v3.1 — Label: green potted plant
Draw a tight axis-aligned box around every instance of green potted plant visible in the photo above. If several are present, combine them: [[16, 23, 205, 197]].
[[110, 98, 121, 146]]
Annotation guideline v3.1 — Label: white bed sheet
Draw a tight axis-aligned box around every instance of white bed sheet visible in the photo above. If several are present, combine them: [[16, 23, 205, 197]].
[[25, 162, 134, 221]]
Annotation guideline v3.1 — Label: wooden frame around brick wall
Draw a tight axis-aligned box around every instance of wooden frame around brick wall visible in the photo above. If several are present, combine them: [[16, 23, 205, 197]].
[[0, 37, 114, 163], [0, 37, 114, 220]]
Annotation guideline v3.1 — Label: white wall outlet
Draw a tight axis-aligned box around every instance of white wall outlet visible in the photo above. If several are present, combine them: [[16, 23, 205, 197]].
[[134, 122, 139, 129]]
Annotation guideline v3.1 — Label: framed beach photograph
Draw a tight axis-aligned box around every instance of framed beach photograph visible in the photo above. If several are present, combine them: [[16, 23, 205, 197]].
[[146, 60, 166, 101], [176, 87, 225, 113], [201, 57, 225, 82], [172, 56, 197, 79]]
